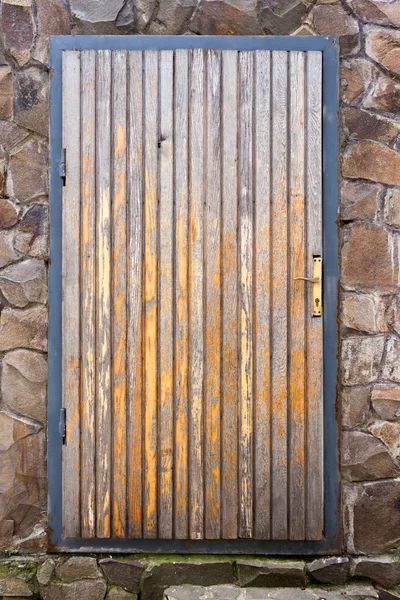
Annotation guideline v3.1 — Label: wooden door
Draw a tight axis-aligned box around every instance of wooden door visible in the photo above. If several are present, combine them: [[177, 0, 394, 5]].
[[61, 47, 323, 542]]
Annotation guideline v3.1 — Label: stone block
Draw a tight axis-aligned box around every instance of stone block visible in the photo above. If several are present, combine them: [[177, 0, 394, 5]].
[[106, 587, 138, 599], [148, 0, 196, 34], [32, 0, 70, 66], [372, 385, 400, 421], [0, 230, 19, 269], [41, 579, 107, 600], [384, 189, 400, 228], [9, 139, 48, 202], [363, 73, 400, 114], [366, 26, 400, 77], [37, 558, 55, 586], [55, 557, 102, 582], [13, 68, 49, 137], [340, 181, 381, 221], [312, 3, 359, 54], [132, 0, 156, 32], [349, 0, 400, 27], [0, 121, 28, 153], [0, 67, 13, 119], [191, 1, 263, 35], [369, 421, 400, 460], [342, 430, 399, 481], [259, 0, 308, 35], [0, 200, 19, 229], [71, 0, 124, 23], [1, 2, 34, 67], [15, 204, 49, 260], [99, 559, 144, 593], [0, 259, 47, 307], [383, 338, 400, 383], [341, 336, 384, 385], [307, 556, 349, 585], [343, 142, 400, 187], [341, 58, 375, 105], [343, 108, 400, 147], [0, 306, 48, 352], [342, 386, 371, 430], [236, 560, 306, 587], [342, 294, 386, 334], [164, 585, 242, 600], [0, 576, 33, 596], [352, 556, 400, 588]]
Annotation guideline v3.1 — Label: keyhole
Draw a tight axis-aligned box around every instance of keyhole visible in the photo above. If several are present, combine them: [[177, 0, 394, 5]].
[[315, 298, 320, 307]]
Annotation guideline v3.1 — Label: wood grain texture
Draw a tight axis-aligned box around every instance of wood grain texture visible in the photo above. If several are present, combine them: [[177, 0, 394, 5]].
[[95, 49, 112, 539], [306, 50, 323, 541], [271, 50, 288, 541], [254, 50, 271, 541], [189, 48, 205, 540], [111, 50, 127, 538], [289, 51, 306, 541], [62, 50, 81, 538], [143, 50, 159, 539], [221, 50, 238, 541], [80, 50, 96, 539], [174, 49, 189, 540], [159, 50, 174, 539], [127, 50, 144, 539], [238, 51, 254, 539], [205, 49, 222, 540]]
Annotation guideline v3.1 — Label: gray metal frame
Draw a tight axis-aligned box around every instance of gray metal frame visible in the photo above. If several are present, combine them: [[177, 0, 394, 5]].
[[49, 35, 340, 553]]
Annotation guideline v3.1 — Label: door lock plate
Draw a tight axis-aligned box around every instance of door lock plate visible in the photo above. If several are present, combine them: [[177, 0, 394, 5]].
[[312, 257, 322, 317]]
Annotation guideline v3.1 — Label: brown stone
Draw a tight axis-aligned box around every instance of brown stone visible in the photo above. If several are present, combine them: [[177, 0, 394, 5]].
[[15, 204, 49, 259], [236, 560, 307, 587], [308, 557, 349, 585], [106, 587, 137, 600], [0, 258, 46, 307], [0, 576, 33, 596], [191, 1, 263, 35], [341, 58, 375, 105], [342, 336, 384, 385], [71, 0, 124, 22], [32, 0, 70, 66], [9, 139, 48, 202], [386, 295, 400, 337], [342, 386, 371, 429], [259, 0, 308, 35], [0, 409, 40, 452], [132, 0, 156, 32], [343, 293, 386, 334], [0, 121, 28, 153], [100, 559, 144, 593], [341, 181, 381, 221], [0, 200, 18, 229], [370, 420, 400, 460], [0, 67, 12, 119], [1, 349, 47, 423], [0, 518, 14, 546], [0, 230, 19, 269], [56, 557, 102, 582], [0, 305, 47, 352], [41, 580, 107, 600], [343, 107, 400, 146], [385, 188, 400, 228], [14, 428, 46, 478], [342, 430, 399, 481], [366, 26, 400, 77], [342, 223, 399, 293], [372, 384, 400, 421], [349, 0, 398, 26], [363, 73, 400, 114], [353, 480, 400, 553], [343, 141, 400, 186], [312, 3, 359, 55], [1, 2, 34, 67], [14, 68, 49, 137], [383, 338, 400, 383], [148, 0, 196, 34]]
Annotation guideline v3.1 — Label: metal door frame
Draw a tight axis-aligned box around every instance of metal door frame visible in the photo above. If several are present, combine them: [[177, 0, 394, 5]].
[[48, 35, 340, 553]]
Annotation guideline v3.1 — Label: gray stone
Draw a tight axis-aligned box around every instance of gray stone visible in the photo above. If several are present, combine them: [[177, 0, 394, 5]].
[[236, 560, 306, 588], [353, 556, 400, 588], [259, 0, 308, 35], [0, 575, 33, 596], [71, 0, 124, 22], [55, 557, 102, 582], [308, 557, 349, 585], [0, 230, 19, 269], [385, 296, 400, 338], [383, 338, 400, 383], [342, 294, 386, 334], [343, 108, 400, 147], [37, 558, 55, 586], [343, 142, 400, 187], [312, 3, 360, 55], [191, 1, 263, 35], [9, 139, 48, 202], [41, 579, 107, 600], [132, 0, 156, 32], [341, 336, 384, 386], [1, 1, 34, 67], [342, 430, 399, 481], [164, 585, 242, 600], [0, 259, 47, 307], [13, 68, 49, 137], [342, 387, 371, 430], [341, 58, 375, 105], [0, 306, 48, 352], [363, 73, 400, 114], [32, 0, 70, 66], [340, 181, 381, 222], [0, 66, 13, 119], [142, 562, 235, 600], [349, 0, 400, 27], [106, 587, 138, 600], [384, 189, 400, 228], [338, 585, 379, 599], [148, 0, 196, 35], [372, 385, 400, 421], [99, 559, 144, 593], [0, 121, 27, 153]]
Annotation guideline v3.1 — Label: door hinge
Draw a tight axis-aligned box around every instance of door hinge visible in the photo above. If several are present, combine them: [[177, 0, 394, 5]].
[[59, 148, 66, 186], [59, 408, 66, 444]]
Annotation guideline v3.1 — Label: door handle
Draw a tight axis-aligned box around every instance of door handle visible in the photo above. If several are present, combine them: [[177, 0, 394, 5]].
[[293, 257, 322, 317]]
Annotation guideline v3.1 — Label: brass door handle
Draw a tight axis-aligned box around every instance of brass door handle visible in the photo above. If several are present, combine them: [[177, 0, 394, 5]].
[[293, 257, 322, 317], [293, 277, 320, 283]]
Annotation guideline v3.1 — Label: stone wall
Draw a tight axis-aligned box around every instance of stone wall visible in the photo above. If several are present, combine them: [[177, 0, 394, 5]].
[[0, 0, 400, 558]]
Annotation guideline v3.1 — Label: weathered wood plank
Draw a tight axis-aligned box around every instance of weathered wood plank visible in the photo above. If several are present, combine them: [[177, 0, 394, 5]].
[[174, 48, 189, 540], [271, 50, 288, 541], [205, 49, 222, 540], [289, 51, 306, 541], [80, 50, 96, 539], [62, 50, 81, 538], [221, 49, 238, 541], [143, 50, 158, 539], [127, 50, 144, 539], [95, 49, 112, 539], [111, 50, 127, 538], [189, 48, 205, 540], [238, 50, 254, 539], [306, 50, 323, 541], [254, 49, 271, 541], [159, 50, 174, 539]]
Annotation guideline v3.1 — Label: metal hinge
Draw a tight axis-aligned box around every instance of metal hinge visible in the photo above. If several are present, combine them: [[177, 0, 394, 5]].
[[293, 256, 323, 317], [59, 408, 66, 444], [59, 148, 66, 186]]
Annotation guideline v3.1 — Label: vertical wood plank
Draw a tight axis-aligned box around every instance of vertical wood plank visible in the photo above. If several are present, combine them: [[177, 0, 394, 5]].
[[238, 51, 254, 539], [159, 50, 174, 539], [254, 50, 271, 541], [127, 50, 144, 539], [174, 49, 189, 540], [271, 50, 288, 541], [205, 49, 222, 540], [143, 50, 158, 539], [306, 50, 324, 541], [221, 50, 238, 541], [62, 50, 81, 538], [96, 49, 112, 539], [189, 48, 205, 540], [289, 51, 306, 541], [80, 50, 96, 539], [111, 50, 127, 538]]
